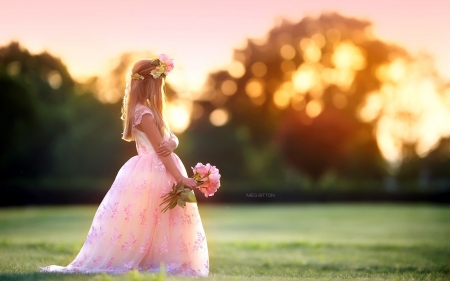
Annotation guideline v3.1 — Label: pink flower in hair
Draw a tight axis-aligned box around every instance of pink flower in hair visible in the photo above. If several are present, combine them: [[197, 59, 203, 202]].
[[159, 54, 174, 75], [149, 54, 174, 78]]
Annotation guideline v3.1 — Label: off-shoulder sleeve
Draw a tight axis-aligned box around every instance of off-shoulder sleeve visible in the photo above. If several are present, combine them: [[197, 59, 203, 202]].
[[133, 107, 155, 130]]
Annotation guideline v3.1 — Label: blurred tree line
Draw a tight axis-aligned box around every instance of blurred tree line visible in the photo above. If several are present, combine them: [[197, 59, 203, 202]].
[[185, 14, 393, 183], [1, 13, 450, 205], [0, 42, 135, 186], [180, 13, 450, 192]]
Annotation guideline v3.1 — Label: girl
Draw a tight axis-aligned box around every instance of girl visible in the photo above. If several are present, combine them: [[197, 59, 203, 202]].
[[40, 55, 209, 276]]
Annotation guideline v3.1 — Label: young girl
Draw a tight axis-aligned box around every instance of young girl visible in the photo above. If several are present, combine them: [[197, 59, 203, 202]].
[[40, 55, 209, 276]]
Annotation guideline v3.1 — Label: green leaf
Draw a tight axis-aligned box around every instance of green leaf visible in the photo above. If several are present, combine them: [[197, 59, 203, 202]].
[[159, 197, 173, 206], [169, 199, 177, 209], [160, 192, 176, 205], [177, 197, 186, 208], [187, 191, 197, 203], [179, 192, 187, 201], [161, 204, 169, 213], [161, 192, 173, 200]]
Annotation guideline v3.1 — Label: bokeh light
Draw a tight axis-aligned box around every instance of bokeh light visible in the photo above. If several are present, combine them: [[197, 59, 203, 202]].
[[221, 80, 238, 96], [332, 41, 366, 71], [47, 70, 62, 89], [292, 63, 321, 94], [6, 61, 20, 76], [209, 108, 229, 126], [279, 44, 296, 60], [305, 99, 324, 118], [273, 89, 290, 109], [227, 61, 246, 78], [311, 33, 326, 48], [245, 79, 264, 98], [300, 38, 322, 63], [251, 62, 267, 77]]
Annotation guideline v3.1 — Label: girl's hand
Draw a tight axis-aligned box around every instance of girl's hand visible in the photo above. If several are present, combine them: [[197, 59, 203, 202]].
[[179, 177, 198, 189], [156, 140, 176, 156]]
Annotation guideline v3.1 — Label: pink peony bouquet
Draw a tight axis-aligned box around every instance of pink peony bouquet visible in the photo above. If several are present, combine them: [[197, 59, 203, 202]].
[[192, 163, 221, 197], [160, 163, 221, 212]]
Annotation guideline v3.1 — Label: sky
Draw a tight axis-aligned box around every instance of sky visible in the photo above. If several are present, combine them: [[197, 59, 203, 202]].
[[1, 0, 450, 95]]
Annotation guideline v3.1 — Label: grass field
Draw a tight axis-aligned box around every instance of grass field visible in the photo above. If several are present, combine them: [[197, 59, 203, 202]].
[[0, 204, 449, 280]]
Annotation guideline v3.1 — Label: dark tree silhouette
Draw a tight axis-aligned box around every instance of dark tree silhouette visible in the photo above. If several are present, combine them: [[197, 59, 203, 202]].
[[0, 42, 130, 182]]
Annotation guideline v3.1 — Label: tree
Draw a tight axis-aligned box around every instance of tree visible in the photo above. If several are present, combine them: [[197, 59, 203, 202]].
[[190, 13, 400, 180], [0, 42, 131, 182]]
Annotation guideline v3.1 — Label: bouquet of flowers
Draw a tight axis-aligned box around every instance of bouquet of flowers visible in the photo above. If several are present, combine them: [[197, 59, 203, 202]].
[[160, 163, 221, 212]]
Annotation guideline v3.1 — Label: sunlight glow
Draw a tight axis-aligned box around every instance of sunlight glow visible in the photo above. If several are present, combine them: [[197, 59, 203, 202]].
[[332, 41, 366, 71], [292, 63, 321, 94], [376, 117, 403, 166], [360, 56, 450, 163], [166, 100, 192, 133], [358, 92, 383, 122]]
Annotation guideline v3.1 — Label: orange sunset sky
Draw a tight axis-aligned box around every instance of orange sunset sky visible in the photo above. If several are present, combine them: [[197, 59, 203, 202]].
[[1, 0, 449, 95]]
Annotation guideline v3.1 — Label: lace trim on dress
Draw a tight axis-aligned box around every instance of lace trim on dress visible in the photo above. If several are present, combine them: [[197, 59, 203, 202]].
[[133, 107, 154, 131]]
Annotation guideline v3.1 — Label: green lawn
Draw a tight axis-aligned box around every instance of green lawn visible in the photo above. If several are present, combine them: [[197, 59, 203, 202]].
[[0, 204, 449, 280]]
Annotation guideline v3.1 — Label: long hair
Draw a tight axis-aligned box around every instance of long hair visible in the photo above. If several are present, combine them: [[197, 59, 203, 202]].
[[121, 59, 170, 141]]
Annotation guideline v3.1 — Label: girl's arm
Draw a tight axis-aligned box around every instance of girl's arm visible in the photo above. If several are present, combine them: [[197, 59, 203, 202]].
[[170, 132, 179, 148], [156, 133, 178, 156], [138, 114, 197, 189]]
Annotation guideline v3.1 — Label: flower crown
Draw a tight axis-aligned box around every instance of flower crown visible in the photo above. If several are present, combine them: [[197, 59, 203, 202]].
[[131, 54, 174, 80]]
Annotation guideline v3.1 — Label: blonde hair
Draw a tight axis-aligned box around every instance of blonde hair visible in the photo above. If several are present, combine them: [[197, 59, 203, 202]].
[[121, 59, 170, 141]]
